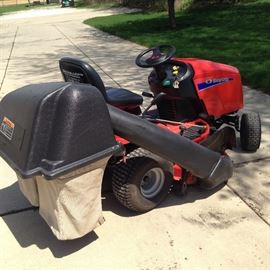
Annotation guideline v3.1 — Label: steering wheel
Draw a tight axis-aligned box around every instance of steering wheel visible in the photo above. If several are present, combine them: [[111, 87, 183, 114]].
[[135, 45, 176, 68]]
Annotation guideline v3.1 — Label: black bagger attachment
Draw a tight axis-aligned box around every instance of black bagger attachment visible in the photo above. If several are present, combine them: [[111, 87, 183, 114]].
[[0, 82, 233, 239], [0, 82, 121, 240], [0, 82, 121, 178]]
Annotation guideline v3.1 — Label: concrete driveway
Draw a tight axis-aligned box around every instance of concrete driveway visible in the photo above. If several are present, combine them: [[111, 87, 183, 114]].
[[0, 7, 269, 270]]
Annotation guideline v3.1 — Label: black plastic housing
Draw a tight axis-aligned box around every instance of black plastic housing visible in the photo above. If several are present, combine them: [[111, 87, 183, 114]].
[[0, 82, 121, 179]]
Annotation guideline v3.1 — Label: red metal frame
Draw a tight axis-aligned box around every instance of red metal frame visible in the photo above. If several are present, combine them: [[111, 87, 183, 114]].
[[114, 57, 243, 185], [115, 118, 211, 184]]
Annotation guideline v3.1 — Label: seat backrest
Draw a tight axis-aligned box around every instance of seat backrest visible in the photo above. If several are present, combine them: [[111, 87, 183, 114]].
[[59, 57, 107, 98]]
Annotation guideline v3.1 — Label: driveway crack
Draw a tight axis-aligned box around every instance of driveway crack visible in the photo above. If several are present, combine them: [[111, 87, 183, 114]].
[[0, 26, 18, 92], [227, 183, 270, 227], [234, 156, 270, 168], [53, 24, 122, 88]]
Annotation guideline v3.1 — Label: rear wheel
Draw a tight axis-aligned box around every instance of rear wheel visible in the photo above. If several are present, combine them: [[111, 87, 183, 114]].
[[112, 148, 173, 212], [240, 112, 261, 152]]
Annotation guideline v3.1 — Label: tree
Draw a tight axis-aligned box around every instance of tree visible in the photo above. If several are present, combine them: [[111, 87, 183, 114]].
[[168, 0, 177, 29]]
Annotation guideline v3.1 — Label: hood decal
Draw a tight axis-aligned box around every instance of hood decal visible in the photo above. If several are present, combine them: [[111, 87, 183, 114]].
[[198, 78, 233, 91]]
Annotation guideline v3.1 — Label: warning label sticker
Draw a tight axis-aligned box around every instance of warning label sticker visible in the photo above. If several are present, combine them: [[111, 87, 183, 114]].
[[0, 117, 15, 140]]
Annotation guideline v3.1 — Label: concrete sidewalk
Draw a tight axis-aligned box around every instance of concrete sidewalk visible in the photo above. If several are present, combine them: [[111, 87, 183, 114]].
[[0, 7, 269, 270]]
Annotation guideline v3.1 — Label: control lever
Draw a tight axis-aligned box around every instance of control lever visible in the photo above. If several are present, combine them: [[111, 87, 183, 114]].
[[141, 92, 166, 117], [142, 91, 154, 98]]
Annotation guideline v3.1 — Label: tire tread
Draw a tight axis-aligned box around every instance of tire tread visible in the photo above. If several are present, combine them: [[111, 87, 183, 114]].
[[112, 148, 172, 212], [240, 112, 261, 152]]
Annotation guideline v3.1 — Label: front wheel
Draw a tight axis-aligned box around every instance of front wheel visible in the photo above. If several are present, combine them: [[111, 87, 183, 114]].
[[112, 148, 173, 212], [240, 112, 261, 152]]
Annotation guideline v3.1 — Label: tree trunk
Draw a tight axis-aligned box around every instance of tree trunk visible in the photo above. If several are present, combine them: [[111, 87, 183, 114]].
[[168, 0, 176, 29]]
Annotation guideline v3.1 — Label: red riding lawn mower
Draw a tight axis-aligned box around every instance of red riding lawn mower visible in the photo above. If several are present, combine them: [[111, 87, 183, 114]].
[[0, 45, 262, 239], [58, 45, 261, 213]]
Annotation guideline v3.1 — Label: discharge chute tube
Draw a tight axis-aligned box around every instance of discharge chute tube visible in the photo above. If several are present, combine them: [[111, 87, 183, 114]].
[[108, 105, 233, 188]]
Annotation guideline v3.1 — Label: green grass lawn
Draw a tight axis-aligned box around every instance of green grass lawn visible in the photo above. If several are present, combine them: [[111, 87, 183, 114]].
[[0, 1, 118, 16], [75, 0, 120, 9], [0, 4, 31, 15], [0, 3, 60, 16], [85, 1, 270, 94]]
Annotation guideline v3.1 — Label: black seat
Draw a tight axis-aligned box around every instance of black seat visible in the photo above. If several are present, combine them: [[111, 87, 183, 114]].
[[59, 57, 143, 108]]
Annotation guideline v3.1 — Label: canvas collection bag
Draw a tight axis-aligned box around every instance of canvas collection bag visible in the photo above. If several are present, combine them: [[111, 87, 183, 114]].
[[18, 158, 108, 240]]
